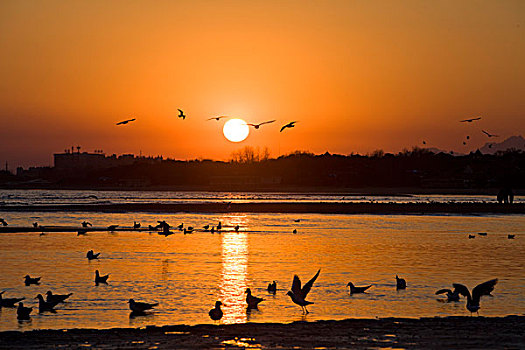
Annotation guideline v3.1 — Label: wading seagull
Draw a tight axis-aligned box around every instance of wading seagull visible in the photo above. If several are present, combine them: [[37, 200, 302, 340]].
[[482, 130, 499, 138], [35, 294, 59, 312], [128, 299, 158, 313], [245, 288, 264, 309], [268, 281, 277, 294], [286, 269, 321, 314], [133, 221, 141, 229], [346, 282, 373, 294], [453, 279, 498, 316], [460, 116, 481, 123], [116, 118, 136, 125], [46, 291, 72, 304], [209, 301, 223, 321], [280, 121, 297, 132], [178, 109, 186, 120], [435, 286, 461, 302], [95, 270, 109, 285], [207, 116, 226, 121], [24, 275, 40, 286], [246, 120, 276, 129], [87, 250, 100, 260], [0, 291, 25, 307], [396, 275, 407, 290], [17, 302, 33, 320]]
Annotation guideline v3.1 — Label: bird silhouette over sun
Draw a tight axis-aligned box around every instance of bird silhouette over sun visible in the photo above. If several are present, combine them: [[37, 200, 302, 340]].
[[223, 119, 249, 142]]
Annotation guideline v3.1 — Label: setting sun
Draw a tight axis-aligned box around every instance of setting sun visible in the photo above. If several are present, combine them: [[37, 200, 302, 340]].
[[223, 119, 250, 143]]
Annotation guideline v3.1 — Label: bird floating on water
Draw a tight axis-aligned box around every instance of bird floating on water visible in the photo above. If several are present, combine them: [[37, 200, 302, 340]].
[[346, 282, 373, 294], [286, 269, 320, 314], [95, 270, 109, 285], [508, 234, 515, 239], [87, 250, 100, 260], [107, 225, 119, 231], [234, 225, 240, 232], [178, 109, 186, 120], [246, 120, 276, 129], [267, 281, 277, 294], [280, 121, 297, 132], [203, 225, 210, 231], [128, 298, 158, 313], [0, 218, 7, 226], [245, 288, 264, 309], [453, 279, 498, 316], [46, 291, 73, 304], [293, 229, 297, 234], [468, 234, 476, 239], [35, 294, 59, 312], [0, 291, 25, 307], [17, 302, 32, 320], [460, 116, 481, 123], [435, 286, 461, 302], [116, 118, 136, 125], [217, 222, 222, 230], [24, 275, 40, 286], [209, 301, 223, 321], [133, 221, 141, 229], [396, 275, 407, 290]]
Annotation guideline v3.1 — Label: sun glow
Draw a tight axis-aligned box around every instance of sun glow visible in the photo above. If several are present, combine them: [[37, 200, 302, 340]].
[[223, 119, 249, 142]]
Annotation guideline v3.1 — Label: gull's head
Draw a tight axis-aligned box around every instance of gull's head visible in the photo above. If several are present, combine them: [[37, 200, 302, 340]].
[[128, 299, 134, 304], [45, 291, 52, 296], [245, 288, 251, 294], [215, 301, 223, 308]]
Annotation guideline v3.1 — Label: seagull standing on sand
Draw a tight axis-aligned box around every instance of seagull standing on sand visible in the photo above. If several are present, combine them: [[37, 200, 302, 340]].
[[46, 291, 73, 303], [286, 269, 320, 314], [128, 299, 158, 313], [268, 281, 277, 294], [245, 288, 264, 309], [435, 286, 461, 302], [280, 121, 297, 132], [346, 282, 373, 294], [116, 118, 136, 125], [24, 275, 40, 286], [453, 279, 498, 316], [95, 270, 109, 285], [396, 275, 407, 290], [209, 301, 223, 321], [178, 109, 186, 120], [17, 302, 33, 320], [87, 250, 100, 260], [0, 291, 25, 307], [246, 120, 276, 129]]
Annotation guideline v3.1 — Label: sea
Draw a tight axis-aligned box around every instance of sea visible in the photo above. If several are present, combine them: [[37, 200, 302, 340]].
[[0, 189, 523, 332]]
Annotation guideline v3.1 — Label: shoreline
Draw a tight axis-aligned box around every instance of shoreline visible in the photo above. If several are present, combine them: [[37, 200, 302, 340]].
[[1, 316, 523, 349], [1, 202, 524, 215]]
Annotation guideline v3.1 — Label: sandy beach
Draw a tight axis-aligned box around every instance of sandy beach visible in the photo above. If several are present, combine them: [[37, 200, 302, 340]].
[[0, 316, 523, 349]]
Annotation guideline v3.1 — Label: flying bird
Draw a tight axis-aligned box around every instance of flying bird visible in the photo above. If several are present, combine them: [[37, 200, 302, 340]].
[[346, 282, 373, 294], [453, 279, 498, 315], [178, 109, 186, 120], [286, 269, 320, 314], [116, 118, 136, 125], [0, 291, 25, 307], [396, 275, 406, 290], [246, 120, 276, 129], [95, 270, 109, 285], [460, 117, 481, 123], [280, 121, 297, 132], [128, 298, 158, 313], [435, 286, 461, 302], [209, 301, 223, 321], [482, 130, 499, 138], [46, 291, 73, 304], [207, 116, 226, 121]]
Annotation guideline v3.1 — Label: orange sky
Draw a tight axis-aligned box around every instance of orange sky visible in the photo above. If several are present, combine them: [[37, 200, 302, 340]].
[[1, 0, 524, 168]]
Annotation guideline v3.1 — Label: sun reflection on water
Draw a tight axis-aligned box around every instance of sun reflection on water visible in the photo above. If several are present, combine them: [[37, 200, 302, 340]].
[[220, 230, 248, 324]]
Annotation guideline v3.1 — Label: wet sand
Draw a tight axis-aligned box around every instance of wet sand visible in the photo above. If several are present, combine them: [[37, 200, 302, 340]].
[[1, 202, 524, 214], [1, 316, 523, 349]]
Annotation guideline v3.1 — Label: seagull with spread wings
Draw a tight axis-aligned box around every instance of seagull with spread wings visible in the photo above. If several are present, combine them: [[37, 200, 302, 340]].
[[207, 116, 227, 121], [453, 278, 498, 316], [460, 116, 481, 123], [280, 121, 298, 132], [286, 269, 320, 314], [246, 120, 276, 129], [116, 118, 136, 125], [482, 130, 499, 138]]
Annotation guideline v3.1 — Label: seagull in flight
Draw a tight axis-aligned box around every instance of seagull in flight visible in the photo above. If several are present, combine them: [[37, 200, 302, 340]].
[[246, 120, 276, 129], [116, 118, 136, 125], [207, 116, 227, 121], [280, 121, 298, 132], [460, 116, 482, 123], [482, 130, 499, 138], [286, 269, 320, 314], [178, 109, 186, 120], [453, 279, 498, 315]]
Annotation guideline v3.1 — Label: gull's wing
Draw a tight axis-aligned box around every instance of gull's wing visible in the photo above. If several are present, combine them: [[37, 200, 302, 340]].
[[246, 123, 256, 127], [472, 279, 498, 304], [178, 109, 184, 114], [291, 275, 302, 296], [435, 288, 452, 295], [482, 130, 490, 136], [301, 269, 320, 299], [452, 283, 471, 299], [280, 125, 287, 132], [259, 120, 276, 126]]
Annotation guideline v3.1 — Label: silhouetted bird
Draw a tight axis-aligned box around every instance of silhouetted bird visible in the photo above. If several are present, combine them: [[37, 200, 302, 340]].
[[95, 270, 109, 285], [246, 120, 276, 129], [209, 301, 223, 321], [24, 275, 40, 286], [207, 116, 226, 121], [217, 222, 222, 230], [453, 279, 498, 315], [435, 286, 461, 302], [107, 225, 119, 231], [245, 288, 264, 309], [0, 218, 8, 226], [17, 302, 32, 320], [177, 223, 184, 231], [286, 269, 320, 314], [178, 109, 186, 120], [0, 291, 25, 307], [396, 275, 406, 290], [478, 232, 487, 236], [148, 225, 158, 231], [280, 121, 297, 132], [128, 299, 158, 313], [460, 116, 481, 123], [346, 282, 373, 294], [203, 225, 210, 231], [116, 118, 136, 125], [210, 226, 215, 234], [184, 228, 194, 234], [82, 221, 92, 227], [482, 130, 499, 137], [133, 221, 141, 229], [35, 294, 59, 312], [234, 225, 240, 232], [46, 291, 72, 304], [294, 219, 301, 223], [87, 250, 100, 260], [293, 229, 297, 234], [267, 281, 277, 294], [468, 234, 476, 239], [33, 222, 38, 228], [508, 234, 515, 239]]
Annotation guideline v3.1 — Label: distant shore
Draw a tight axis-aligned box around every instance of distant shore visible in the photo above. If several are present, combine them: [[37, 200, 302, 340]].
[[0, 202, 524, 215], [1, 316, 523, 349]]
